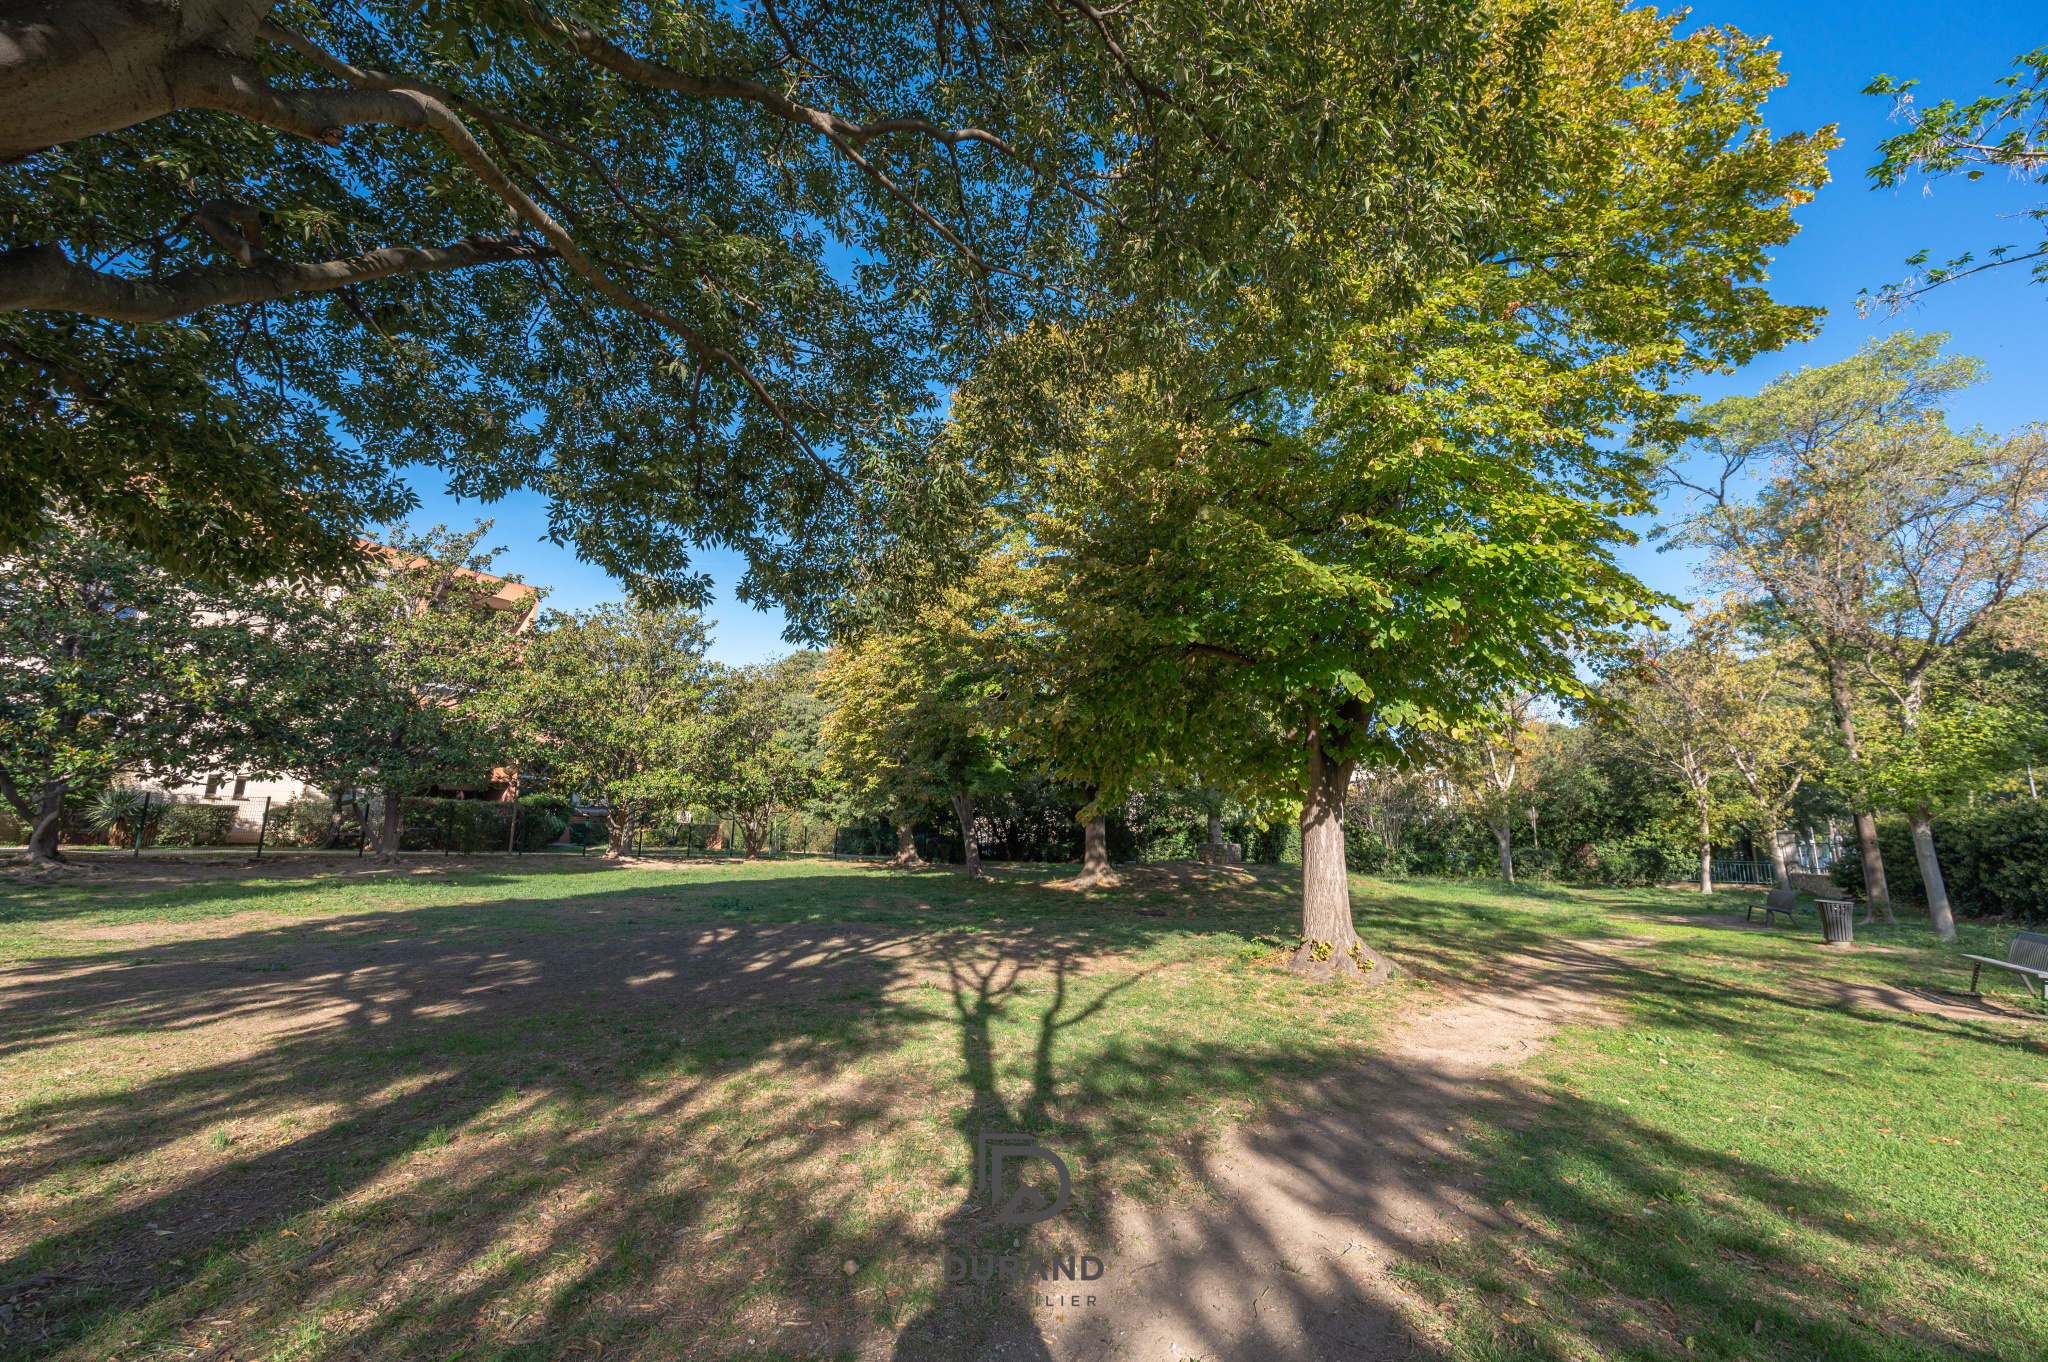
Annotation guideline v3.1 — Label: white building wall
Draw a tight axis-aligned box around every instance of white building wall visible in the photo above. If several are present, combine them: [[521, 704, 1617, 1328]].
[[120, 774, 321, 844]]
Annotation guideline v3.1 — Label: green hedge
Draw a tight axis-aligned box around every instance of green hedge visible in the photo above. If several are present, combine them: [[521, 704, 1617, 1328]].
[[266, 797, 364, 848], [153, 803, 239, 847], [1563, 841, 1673, 887], [395, 796, 572, 853], [1829, 802, 2048, 919]]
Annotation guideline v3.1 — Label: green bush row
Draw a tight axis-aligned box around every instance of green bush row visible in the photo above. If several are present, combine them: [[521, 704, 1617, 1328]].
[[1828, 801, 2048, 919], [258, 793, 577, 853], [152, 803, 239, 847]]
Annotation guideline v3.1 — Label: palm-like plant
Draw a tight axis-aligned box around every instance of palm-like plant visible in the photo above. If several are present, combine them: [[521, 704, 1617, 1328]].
[[86, 786, 150, 845]]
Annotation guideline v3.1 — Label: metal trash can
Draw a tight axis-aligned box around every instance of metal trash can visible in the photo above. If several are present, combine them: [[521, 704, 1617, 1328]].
[[1819, 899, 1855, 945]]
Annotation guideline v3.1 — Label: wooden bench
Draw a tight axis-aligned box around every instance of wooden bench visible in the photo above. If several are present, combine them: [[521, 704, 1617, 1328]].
[[1745, 887, 1800, 927], [1959, 931, 2048, 1000]]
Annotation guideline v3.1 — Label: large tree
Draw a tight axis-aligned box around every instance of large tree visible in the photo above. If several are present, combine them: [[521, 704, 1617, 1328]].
[[939, 0, 1827, 976], [1669, 336, 2048, 934], [0, 0, 1543, 605], [0, 524, 320, 863]]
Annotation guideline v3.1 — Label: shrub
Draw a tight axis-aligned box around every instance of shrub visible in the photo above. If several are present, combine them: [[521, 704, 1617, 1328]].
[[1830, 803, 2048, 920], [512, 796, 569, 851], [1564, 841, 1672, 887], [398, 797, 526, 853], [1249, 822, 1299, 865], [1514, 847, 1559, 880], [1344, 823, 1394, 873], [267, 797, 364, 848], [153, 803, 239, 847], [86, 786, 150, 844], [0, 809, 20, 845]]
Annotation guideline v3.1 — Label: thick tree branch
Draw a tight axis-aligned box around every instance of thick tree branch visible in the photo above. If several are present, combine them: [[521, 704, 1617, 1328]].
[[507, 1, 1020, 153], [236, 24, 854, 492], [0, 237, 558, 322]]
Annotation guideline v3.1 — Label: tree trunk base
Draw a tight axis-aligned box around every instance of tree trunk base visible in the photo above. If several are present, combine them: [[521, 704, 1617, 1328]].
[[891, 849, 925, 868], [1285, 938, 1397, 985], [1064, 866, 1120, 890]]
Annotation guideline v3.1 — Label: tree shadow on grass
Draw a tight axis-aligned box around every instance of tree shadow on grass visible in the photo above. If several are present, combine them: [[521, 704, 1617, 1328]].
[[5, 868, 2036, 1360], [0, 876, 1395, 1361]]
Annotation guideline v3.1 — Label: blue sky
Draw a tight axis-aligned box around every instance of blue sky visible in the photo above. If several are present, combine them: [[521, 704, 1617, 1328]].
[[391, 0, 2046, 662]]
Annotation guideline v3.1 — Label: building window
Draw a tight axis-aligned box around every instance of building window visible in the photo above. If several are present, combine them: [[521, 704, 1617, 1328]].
[[204, 775, 221, 799], [232, 777, 248, 800]]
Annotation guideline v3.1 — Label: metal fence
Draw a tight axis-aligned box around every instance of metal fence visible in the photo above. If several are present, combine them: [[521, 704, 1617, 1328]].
[[1710, 859, 1777, 886]]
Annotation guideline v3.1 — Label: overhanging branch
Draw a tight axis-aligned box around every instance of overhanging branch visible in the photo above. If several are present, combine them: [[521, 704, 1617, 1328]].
[[0, 236, 559, 322]]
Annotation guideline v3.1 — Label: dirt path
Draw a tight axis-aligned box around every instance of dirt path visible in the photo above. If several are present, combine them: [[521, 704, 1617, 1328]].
[[885, 941, 1640, 1362]]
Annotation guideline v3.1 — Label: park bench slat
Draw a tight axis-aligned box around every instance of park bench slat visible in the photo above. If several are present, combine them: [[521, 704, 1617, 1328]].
[[1959, 932, 2048, 999]]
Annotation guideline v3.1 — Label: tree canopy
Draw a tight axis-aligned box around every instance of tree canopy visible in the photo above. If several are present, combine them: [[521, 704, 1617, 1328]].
[[1864, 47, 2048, 310], [920, 0, 1830, 974], [2, 0, 1550, 604], [0, 525, 320, 861], [512, 602, 713, 856]]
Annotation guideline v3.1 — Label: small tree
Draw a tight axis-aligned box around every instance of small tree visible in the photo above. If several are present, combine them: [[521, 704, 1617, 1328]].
[[1601, 634, 1730, 894], [0, 525, 320, 863], [818, 625, 1007, 876], [1706, 635, 1824, 894], [1346, 767, 1434, 874], [690, 655, 834, 859], [513, 604, 712, 858], [818, 637, 943, 867], [1454, 692, 1540, 883], [313, 524, 530, 862]]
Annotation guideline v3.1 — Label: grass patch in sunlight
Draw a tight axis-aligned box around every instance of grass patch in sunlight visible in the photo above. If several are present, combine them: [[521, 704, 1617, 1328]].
[[1396, 884, 2048, 1361]]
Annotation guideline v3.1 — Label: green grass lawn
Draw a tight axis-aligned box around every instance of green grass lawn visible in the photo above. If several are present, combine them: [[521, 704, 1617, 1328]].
[[0, 857, 2041, 1361]]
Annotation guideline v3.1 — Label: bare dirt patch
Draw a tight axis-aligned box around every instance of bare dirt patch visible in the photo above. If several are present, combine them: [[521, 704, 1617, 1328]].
[[889, 941, 1635, 1361]]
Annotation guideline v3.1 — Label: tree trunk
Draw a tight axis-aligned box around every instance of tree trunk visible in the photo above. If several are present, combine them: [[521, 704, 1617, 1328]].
[[891, 819, 924, 867], [25, 778, 68, 864], [1287, 708, 1392, 983], [376, 790, 404, 864], [1852, 810, 1894, 924], [1207, 810, 1223, 846], [1696, 797, 1713, 894], [605, 801, 635, 857], [951, 791, 980, 878], [1907, 805, 1957, 942], [318, 786, 346, 850], [1490, 818, 1514, 882], [741, 818, 767, 858], [1821, 660, 1893, 924], [1766, 825, 1792, 892], [1067, 812, 1115, 887]]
